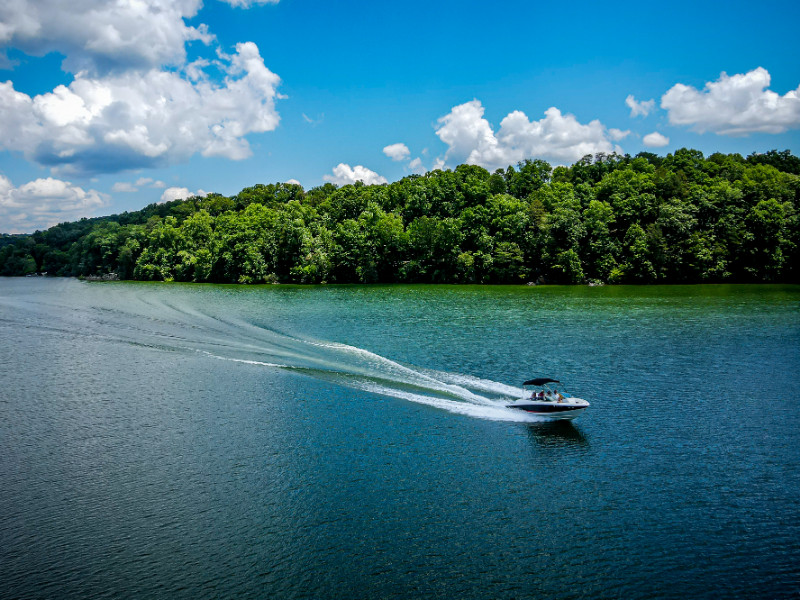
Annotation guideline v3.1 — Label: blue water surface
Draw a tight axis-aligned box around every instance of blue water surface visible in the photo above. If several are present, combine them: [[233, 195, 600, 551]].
[[0, 279, 798, 599]]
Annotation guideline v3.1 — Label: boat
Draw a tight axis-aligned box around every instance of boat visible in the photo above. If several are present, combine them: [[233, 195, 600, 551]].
[[506, 377, 589, 420]]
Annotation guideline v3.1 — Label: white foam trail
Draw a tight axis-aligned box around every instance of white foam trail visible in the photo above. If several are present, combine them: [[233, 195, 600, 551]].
[[183, 315, 528, 423], [199, 343, 534, 422], [357, 383, 546, 423], [197, 349, 288, 369], [309, 340, 499, 405], [423, 370, 523, 398], [10, 284, 532, 423]]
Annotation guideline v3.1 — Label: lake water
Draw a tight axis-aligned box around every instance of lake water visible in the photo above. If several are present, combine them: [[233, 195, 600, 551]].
[[1, 278, 799, 599]]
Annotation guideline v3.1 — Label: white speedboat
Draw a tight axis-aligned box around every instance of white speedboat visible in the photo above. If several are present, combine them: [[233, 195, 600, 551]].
[[506, 378, 589, 420]]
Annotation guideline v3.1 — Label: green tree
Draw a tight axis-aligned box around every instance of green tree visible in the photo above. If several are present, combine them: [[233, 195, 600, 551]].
[[582, 199, 618, 281], [610, 223, 656, 283], [742, 198, 790, 281], [404, 216, 463, 282], [505, 159, 552, 198]]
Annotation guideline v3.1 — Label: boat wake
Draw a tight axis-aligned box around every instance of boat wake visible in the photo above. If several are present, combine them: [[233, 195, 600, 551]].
[[159, 304, 542, 422], [198, 343, 542, 422], [1, 281, 547, 423]]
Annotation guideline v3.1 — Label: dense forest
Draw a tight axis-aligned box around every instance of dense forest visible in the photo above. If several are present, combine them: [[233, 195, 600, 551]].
[[2, 149, 798, 284]]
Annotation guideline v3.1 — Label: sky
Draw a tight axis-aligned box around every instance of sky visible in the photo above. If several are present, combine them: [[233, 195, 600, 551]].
[[1, 0, 799, 233]]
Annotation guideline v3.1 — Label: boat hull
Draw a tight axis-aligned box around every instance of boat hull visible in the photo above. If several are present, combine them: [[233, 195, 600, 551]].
[[506, 400, 589, 420]]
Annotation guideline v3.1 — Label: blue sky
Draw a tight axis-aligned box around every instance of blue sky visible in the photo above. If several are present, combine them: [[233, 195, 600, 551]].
[[1, 0, 799, 232]]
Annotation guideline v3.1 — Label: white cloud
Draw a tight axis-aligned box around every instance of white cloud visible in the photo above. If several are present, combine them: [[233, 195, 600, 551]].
[[435, 100, 497, 166], [219, 0, 280, 7], [323, 164, 387, 186], [285, 178, 301, 186], [661, 67, 800, 135], [0, 0, 213, 76], [642, 132, 669, 147], [112, 177, 167, 193], [112, 182, 137, 193], [160, 186, 207, 203], [301, 112, 324, 126], [608, 128, 631, 141], [408, 157, 426, 174], [0, 174, 108, 233], [434, 99, 619, 171], [383, 143, 411, 162], [135, 177, 166, 188], [625, 95, 655, 118], [0, 42, 282, 175]]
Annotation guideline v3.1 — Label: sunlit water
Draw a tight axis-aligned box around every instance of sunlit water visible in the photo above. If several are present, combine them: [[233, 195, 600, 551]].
[[1, 278, 798, 599]]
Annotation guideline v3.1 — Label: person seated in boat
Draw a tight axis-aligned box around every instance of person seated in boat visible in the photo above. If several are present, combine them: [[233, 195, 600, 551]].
[[554, 389, 563, 403]]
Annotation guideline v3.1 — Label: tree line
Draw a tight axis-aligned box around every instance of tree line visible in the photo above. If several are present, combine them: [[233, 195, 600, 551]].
[[2, 149, 798, 284]]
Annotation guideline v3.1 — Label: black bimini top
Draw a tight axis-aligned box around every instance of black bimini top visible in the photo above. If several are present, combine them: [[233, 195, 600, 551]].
[[523, 378, 561, 386]]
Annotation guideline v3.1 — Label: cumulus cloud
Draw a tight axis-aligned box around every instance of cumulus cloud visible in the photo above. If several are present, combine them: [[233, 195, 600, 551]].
[[285, 178, 301, 186], [0, 174, 108, 233], [625, 95, 655, 118], [0, 42, 282, 175], [160, 186, 207, 203], [642, 132, 669, 147], [323, 164, 388, 186], [0, 0, 284, 177], [0, 0, 213, 76], [383, 143, 411, 162], [661, 67, 800, 136], [434, 99, 619, 171]]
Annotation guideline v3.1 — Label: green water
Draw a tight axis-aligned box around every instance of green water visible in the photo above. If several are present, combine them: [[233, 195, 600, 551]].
[[1, 279, 798, 598]]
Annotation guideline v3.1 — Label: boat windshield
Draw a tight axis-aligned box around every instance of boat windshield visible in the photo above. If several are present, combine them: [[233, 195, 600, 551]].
[[523, 383, 571, 400]]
